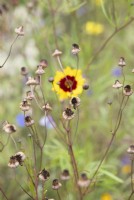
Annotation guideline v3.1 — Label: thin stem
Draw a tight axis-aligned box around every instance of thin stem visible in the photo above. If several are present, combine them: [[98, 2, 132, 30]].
[[48, 0, 59, 49], [14, 170, 34, 200], [84, 95, 129, 195], [57, 190, 62, 200], [0, 187, 9, 200], [30, 127, 38, 200], [42, 181, 45, 200], [86, 17, 134, 70], [10, 135, 18, 150], [0, 35, 19, 68], [39, 76, 46, 104], [131, 160, 134, 191], [66, 121, 83, 200], [72, 108, 80, 144], [128, 191, 134, 200]]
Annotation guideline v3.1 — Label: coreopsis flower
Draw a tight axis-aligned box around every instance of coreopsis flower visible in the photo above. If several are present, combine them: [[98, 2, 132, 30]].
[[77, 173, 90, 188], [112, 80, 123, 89], [15, 26, 24, 36], [70, 97, 80, 109], [52, 179, 62, 190], [118, 57, 126, 67], [71, 43, 80, 55], [63, 108, 75, 120], [38, 169, 50, 181], [25, 116, 34, 127], [85, 21, 104, 35], [60, 169, 70, 181], [2, 121, 16, 133], [101, 193, 112, 200], [123, 85, 133, 96], [52, 67, 85, 100]]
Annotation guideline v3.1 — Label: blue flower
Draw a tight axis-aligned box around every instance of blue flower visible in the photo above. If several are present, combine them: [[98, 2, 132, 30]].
[[112, 67, 122, 77], [16, 113, 25, 127]]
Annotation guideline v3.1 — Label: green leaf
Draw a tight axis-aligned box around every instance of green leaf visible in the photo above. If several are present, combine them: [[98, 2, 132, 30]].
[[100, 169, 124, 183]]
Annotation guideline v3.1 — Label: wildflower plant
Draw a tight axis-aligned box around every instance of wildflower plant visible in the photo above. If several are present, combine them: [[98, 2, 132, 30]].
[[0, 1, 134, 200]]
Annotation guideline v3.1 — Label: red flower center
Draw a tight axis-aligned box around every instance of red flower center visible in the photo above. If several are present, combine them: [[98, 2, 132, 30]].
[[59, 76, 77, 92]]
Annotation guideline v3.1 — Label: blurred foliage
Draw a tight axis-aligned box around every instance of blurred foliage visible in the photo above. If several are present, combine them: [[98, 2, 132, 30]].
[[0, 0, 134, 199]]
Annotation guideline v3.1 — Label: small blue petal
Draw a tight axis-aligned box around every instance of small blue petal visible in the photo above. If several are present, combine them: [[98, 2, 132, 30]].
[[112, 67, 122, 77], [16, 113, 25, 127]]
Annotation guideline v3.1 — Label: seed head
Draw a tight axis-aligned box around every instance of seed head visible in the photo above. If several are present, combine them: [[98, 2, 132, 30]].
[[38, 169, 50, 181], [52, 179, 62, 190], [118, 57, 126, 67], [71, 43, 80, 55], [15, 26, 24, 36], [112, 80, 123, 89], [52, 49, 62, 57], [123, 85, 133, 96], [62, 108, 75, 120]]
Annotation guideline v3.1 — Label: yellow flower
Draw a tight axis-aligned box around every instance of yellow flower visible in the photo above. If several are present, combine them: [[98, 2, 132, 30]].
[[101, 193, 112, 200], [122, 164, 131, 174], [52, 67, 85, 100], [85, 21, 104, 35], [95, 0, 102, 6]]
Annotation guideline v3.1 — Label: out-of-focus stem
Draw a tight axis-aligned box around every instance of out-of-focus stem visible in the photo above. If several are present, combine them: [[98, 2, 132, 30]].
[[0, 35, 19, 68], [66, 122, 83, 200]]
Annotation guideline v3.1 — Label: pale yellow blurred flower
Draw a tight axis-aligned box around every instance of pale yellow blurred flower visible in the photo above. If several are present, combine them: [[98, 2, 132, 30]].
[[85, 21, 104, 35], [95, 0, 102, 6], [101, 193, 112, 200], [122, 164, 131, 174]]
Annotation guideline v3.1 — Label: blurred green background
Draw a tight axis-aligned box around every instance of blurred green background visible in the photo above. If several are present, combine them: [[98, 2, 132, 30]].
[[0, 0, 134, 199]]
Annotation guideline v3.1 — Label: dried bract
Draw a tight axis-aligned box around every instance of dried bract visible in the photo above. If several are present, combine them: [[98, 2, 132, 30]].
[[38, 169, 50, 181], [21, 67, 28, 76], [42, 103, 52, 112], [2, 121, 16, 133], [112, 80, 123, 89], [71, 43, 80, 55], [118, 57, 126, 67], [70, 97, 80, 109], [35, 65, 45, 75], [15, 26, 24, 36], [60, 169, 70, 181], [20, 99, 31, 111], [77, 173, 90, 188], [26, 77, 38, 86], [63, 108, 75, 120], [52, 49, 62, 57], [52, 179, 62, 190], [25, 116, 34, 127], [123, 85, 133, 96]]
